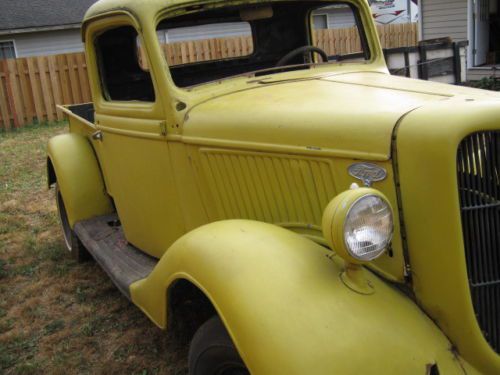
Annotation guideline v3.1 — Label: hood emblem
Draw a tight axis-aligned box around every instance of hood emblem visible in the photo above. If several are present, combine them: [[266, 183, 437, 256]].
[[348, 163, 387, 187]]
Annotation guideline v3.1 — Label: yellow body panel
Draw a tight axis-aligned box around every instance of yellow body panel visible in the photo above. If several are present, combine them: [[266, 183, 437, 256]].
[[182, 73, 447, 160], [47, 133, 114, 227], [94, 113, 185, 257], [44, 0, 500, 373], [131, 220, 478, 375], [397, 99, 500, 375]]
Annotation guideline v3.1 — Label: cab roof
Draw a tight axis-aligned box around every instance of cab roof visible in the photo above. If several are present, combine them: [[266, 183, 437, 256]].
[[85, 0, 261, 22], [83, 0, 353, 23], [85, 0, 185, 20]]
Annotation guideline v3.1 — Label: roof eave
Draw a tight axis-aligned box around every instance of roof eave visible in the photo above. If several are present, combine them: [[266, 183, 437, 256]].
[[0, 23, 81, 36]]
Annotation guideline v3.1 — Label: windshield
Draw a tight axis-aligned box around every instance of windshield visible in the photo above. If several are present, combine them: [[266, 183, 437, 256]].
[[156, 1, 370, 87]]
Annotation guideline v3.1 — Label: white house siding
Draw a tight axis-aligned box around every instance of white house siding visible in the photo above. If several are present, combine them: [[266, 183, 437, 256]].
[[420, 0, 497, 80], [9, 28, 83, 57], [158, 7, 355, 44], [420, 0, 468, 41], [158, 22, 251, 43], [315, 7, 356, 29], [467, 67, 498, 80]]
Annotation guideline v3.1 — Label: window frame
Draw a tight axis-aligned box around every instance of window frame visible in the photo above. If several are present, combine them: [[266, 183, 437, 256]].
[[309, 2, 371, 62], [85, 13, 164, 120], [0, 40, 17, 60], [155, 0, 377, 91], [94, 26, 156, 103]]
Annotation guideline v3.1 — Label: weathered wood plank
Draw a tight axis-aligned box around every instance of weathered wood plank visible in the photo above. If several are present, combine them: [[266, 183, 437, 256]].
[[6, 59, 25, 127], [74, 214, 158, 299], [76, 53, 91, 102], [48, 55, 63, 120], [0, 62, 11, 130], [26, 57, 44, 123], [66, 53, 82, 104], [37, 56, 55, 122], [57, 54, 72, 104], [16, 59, 34, 123]]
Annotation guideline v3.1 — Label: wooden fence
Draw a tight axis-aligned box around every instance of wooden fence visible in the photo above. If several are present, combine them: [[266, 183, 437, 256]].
[[0, 23, 417, 131], [0, 53, 91, 130], [153, 23, 417, 67]]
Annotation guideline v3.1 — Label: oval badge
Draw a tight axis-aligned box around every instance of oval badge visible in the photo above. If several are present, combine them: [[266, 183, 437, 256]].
[[348, 163, 387, 187]]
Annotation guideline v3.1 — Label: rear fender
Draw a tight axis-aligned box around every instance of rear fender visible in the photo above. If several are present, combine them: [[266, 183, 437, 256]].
[[47, 133, 113, 227], [130, 220, 475, 375]]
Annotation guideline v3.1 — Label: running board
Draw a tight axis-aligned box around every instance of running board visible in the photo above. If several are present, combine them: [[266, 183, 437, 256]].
[[74, 214, 158, 299]]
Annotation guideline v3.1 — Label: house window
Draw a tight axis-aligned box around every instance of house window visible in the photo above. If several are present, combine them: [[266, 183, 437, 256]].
[[313, 14, 328, 29], [0, 41, 16, 59]]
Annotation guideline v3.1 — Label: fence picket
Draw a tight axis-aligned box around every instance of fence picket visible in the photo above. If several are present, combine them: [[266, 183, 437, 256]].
[[48, 55, 63, 120], [26, 58, 44, 123], [66, 54, 82, 104], [6, 59, 25, 127], [76, 53, 91, 102], [16, 58, 34, 123], [0, 63, 11, 130], [57, 54, 72, 105], [37, 56, 55, 122]]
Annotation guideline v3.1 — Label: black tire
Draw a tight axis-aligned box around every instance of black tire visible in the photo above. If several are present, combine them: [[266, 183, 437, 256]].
[[55, 183, 90, 262], [189, 316, 250, 375]]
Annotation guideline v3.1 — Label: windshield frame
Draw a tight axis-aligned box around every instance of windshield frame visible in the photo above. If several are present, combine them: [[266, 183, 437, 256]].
[[154, 0, 382, 92]]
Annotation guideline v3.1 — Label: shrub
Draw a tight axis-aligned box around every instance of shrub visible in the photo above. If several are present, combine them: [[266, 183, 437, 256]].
[[469, 76, 500, 91]]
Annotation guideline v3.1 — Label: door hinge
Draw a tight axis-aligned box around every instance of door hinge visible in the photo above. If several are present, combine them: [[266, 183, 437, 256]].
[[404, 263, 412, 278], [91, 130, 103, 141], [159, 121, 167, 136]]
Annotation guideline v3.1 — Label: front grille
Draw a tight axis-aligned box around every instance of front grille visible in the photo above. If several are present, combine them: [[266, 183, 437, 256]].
[[457, 131, 500, 354]]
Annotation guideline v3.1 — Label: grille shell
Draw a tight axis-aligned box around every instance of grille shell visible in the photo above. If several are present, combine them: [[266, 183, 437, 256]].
[[457, 131, 500, 354]]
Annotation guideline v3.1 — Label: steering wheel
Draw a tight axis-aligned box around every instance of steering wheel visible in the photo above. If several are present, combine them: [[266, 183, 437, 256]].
[[276, 46, 328, 67]]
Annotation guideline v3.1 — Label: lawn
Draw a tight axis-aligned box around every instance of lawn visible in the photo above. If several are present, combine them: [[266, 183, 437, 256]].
[[0, 123, 188, 375]]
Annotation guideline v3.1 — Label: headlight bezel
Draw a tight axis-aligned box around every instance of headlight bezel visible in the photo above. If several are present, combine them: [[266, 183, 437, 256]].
[[322, 187, 394, 264], [343, 193, 394, 262]]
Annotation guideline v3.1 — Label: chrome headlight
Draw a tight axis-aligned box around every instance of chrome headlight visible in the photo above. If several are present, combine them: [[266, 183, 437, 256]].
[[344, 195, 393, 261], [322, 188, 394, 264]]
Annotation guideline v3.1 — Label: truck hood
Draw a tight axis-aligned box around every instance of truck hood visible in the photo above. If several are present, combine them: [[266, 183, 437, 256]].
[[183, 72, 500, 160]]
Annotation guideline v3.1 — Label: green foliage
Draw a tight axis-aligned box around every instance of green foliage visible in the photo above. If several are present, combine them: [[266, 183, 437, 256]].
[[14, 361, 44, 375], [0, 122, 66, 194], [0, 258, 7, 279], [14, 263, 39, 277], [469, 76, 500, 91], [43, 319, 65, 335], [0, 318, 15, 334], [0, 335, 40, 371]]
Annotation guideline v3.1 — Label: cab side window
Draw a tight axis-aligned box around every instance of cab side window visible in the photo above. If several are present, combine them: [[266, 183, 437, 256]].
[[95, 26, 155, 102]]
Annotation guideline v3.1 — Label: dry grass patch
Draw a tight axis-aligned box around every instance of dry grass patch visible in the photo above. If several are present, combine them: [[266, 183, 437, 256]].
[[0, 124, 188, 375]]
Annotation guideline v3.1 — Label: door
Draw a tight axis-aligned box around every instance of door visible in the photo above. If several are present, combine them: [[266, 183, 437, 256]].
[[87, 20, 184, 258], [474, 0, 490, 66]]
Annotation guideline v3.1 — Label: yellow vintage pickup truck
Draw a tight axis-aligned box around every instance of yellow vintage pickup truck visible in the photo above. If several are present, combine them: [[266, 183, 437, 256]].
[[47, 0, 500, 374]]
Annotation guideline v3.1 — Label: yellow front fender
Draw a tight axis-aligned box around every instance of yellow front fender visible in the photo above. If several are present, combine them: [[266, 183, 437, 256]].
[[47, 133, 114, 227], [131, 220, 478, 375]]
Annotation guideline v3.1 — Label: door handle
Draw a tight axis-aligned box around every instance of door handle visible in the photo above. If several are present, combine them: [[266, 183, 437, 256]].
[[92, 130, 103, 141]]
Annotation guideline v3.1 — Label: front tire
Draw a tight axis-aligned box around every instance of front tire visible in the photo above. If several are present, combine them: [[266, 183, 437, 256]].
[[189, 316, 250, 375], [55, 183, 89, 262]]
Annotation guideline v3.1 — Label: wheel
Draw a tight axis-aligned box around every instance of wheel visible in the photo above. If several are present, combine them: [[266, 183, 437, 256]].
[[189, 316, 250, 375], [55, 183, 90, 262]]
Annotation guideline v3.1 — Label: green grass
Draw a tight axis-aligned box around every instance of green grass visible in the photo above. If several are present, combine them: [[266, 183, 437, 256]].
[[0, 124, 188, 375]]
